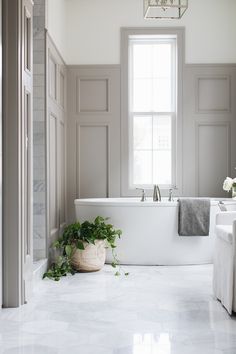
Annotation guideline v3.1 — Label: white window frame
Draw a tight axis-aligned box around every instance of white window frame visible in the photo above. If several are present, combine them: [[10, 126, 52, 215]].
[[121, 27, 184, 197], [129, 36, 177, 189]]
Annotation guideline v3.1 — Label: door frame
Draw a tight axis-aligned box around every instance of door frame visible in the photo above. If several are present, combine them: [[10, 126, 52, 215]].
[[2, 0, 33, 308], [0, 0, 2, 308]]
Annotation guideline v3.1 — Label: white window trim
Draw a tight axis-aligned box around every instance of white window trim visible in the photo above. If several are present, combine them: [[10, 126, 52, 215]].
[[121, 27, 184, 197], [129, 36, 177, 189]]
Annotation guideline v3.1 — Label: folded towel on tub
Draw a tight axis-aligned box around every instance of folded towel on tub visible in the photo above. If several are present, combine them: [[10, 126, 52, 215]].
[[178, 198, 210, 236]]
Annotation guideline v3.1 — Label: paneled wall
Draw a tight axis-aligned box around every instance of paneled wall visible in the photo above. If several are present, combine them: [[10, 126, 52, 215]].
[[34, 2, 68, 260], [183, 65, 236, 197], [67, 64, 236, 212], [46, 33, 67, 246], [33, 0, 46, 261], [67, 66, 120, 222]]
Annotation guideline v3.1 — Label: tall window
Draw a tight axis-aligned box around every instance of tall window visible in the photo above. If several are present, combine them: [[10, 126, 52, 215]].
[[129, 35, 177, 188]]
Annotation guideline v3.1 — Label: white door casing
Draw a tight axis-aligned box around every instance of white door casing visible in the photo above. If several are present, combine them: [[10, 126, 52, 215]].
[[0, 0, 2, 308], [2, 0, 33, 307], [22, 0, 33, 302]]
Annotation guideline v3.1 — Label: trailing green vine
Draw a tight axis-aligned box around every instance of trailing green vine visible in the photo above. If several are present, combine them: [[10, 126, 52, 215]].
[[43, 256, 75, 281], [111, 249, 129, 277]]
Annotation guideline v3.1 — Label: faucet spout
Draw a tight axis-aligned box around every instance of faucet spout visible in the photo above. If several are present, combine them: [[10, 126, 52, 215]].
[[153, 185, 161, 202]]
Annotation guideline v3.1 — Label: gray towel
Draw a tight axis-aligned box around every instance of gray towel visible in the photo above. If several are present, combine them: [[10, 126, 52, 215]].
[[178, 198, 210, 236]]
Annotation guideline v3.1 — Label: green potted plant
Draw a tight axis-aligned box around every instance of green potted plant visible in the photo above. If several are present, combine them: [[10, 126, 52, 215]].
[[44, 216, 126, 281]]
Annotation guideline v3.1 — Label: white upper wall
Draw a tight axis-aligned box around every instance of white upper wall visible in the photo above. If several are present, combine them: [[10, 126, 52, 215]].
[[65, 0, 236, 65], [45, 0, 67, 61]]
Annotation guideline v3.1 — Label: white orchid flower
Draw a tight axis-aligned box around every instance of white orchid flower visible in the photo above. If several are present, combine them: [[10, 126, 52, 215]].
[[223, 177, 233, 192]]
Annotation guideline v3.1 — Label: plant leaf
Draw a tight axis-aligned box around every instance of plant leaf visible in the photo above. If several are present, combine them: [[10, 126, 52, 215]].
[[77, 240, 85, 250], [65, 245, 72, 257], [52, 240, 61, 248]]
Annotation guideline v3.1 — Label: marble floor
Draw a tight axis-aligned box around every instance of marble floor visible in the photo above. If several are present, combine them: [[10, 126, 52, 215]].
[[0, 265, 236, 354]]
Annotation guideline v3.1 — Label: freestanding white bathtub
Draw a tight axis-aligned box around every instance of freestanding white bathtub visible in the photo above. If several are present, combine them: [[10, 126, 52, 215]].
[[74, 198, 222, 265]]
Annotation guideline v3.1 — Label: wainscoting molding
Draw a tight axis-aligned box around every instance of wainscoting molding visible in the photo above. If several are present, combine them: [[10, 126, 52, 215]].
[[46, 32, 67, 248], [76, 78, 110, 114], [195, 121, 230, 197], [76, 123, 109, 199], [66, 63, 236, 214], [183, 64, 236, 197], [195, 75, 231, 114], [67, 65, 120, 223]]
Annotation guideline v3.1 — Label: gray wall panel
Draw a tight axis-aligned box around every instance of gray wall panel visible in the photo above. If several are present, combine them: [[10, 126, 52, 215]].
[[183, 64, 236, 197], [78, 125, 108, 198], [67, 65, 120, 222], [67, 63, 236, 213], [46, 33, 67, 248], [197, 123, 230, 197]]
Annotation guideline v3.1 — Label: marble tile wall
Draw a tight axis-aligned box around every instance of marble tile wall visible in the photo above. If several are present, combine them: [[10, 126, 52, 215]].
[[33, 0, 46, 261]]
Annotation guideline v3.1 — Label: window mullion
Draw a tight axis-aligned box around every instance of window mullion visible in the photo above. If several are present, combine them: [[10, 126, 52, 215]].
[[131, 111, 174, 116]]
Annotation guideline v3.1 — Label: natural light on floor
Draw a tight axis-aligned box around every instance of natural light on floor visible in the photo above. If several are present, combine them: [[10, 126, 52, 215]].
[[133, 333, 171, 354]]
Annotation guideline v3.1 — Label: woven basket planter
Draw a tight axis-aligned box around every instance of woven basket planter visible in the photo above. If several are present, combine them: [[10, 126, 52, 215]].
[[71, 240, 106, 272]]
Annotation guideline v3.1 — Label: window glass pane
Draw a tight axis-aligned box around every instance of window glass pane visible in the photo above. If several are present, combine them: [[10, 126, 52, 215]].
[[131, 41, 174, 112], [153, 151, 172, 185], [133, 78, 152, 112], [133, 116, 152, 150], [153, 116, 172, 185], [133, 151, 152, 185], [153, 78, 172, 112], [153, 115, 171, 150], [133, 44, 152, 78], [153, 44, 172, 78]]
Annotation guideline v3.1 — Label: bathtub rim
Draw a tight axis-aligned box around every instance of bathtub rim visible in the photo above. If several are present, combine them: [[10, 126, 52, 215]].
[[73, 197, 233, 207]]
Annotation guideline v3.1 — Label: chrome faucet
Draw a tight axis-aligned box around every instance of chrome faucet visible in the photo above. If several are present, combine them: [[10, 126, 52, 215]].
[[153, 185, 161, 202], [168, 188, 174, 202], [136, 188, 146, 202]]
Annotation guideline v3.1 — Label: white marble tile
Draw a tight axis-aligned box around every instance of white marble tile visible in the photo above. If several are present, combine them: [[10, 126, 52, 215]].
[[0, 265, 236, 354], [21, 320, 68, 334], [3, 346, 58, 354], [57, 345, 111, 354]]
